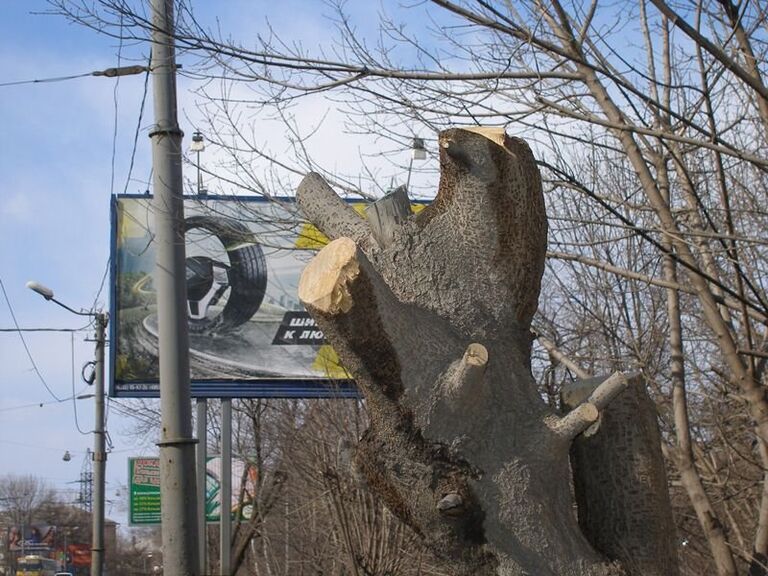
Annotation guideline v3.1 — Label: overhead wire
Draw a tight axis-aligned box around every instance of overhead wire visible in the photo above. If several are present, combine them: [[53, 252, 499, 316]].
[[0, 276, 65, 402], [0, 71, 95, 88], [71, 331, 91, 435], [121, 53, 151, 197], [104, 26, 123, 433], [0, 42, 156, 468], [91, 54, 152, 315], [110, 14, 124, 198], [0, 399, 73, 414], [91, 258, 111, 314], [0, 64, 148, 89]]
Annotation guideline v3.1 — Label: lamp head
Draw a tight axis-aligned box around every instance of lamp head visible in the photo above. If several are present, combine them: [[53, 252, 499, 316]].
[[411, 137, 426, 160], [190, 131, 205, 152], [26, 281, 54, 300]]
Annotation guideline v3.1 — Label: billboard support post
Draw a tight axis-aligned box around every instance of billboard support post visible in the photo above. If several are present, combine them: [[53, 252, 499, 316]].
[[196, 399, 208, 575], [220, 399, 232, 576], [149, 0, 199, 574]]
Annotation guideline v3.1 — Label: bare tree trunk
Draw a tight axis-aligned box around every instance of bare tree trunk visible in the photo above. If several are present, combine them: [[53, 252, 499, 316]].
[[563, 375, 679, 576], [295, 127, 666, 575]]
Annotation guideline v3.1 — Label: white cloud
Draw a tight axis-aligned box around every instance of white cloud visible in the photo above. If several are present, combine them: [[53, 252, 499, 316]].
[[1, 192, 33, 222]]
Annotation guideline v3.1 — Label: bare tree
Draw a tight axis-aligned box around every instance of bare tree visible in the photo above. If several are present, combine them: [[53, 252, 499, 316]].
[[49, 0, 768, 574], [296, 128, 668, 575], [0, 475, 57, 528]]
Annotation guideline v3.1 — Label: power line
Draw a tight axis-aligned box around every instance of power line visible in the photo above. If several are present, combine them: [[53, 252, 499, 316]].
[[0, 72, 94, 87], [71, 332, 91, 436], [0, 399, 70, 414], [0, 276, 64, 402], [0, 65, 148, 89], [109, 28, 126, 198], [121, 60, 151, 197], [91, 258, 111, 314], [94, 59, 151, 310]]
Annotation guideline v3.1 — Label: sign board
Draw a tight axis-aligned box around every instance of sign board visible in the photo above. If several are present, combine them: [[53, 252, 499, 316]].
[[110, 195, 357, 398], [128, 458, 161, 524], [6, 525, 56, 551], [129, 456, 257, 525]]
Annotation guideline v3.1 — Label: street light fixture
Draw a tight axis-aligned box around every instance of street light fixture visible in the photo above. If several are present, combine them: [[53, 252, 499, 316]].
[[26, 280, 108, 576], [411, 137, 426, 160], [406, 137, 427, 191], [62, 526, 80, 572], [25, 281, 53, 300]]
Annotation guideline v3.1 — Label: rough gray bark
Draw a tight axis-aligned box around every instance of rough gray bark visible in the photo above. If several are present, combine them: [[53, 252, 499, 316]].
[[295, 127, 668, 575], [563, 376, 680, 576]]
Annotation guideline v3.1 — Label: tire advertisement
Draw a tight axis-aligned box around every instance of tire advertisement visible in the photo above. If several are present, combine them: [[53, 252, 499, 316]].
[[110, 195, 356, 398]]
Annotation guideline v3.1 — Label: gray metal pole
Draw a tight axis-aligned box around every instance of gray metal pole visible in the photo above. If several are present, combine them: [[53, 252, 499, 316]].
[[149, 1, 199, 575], [91, 314, 107, 576], [220, 400, 232, 576], [196, 399, 208, 575]]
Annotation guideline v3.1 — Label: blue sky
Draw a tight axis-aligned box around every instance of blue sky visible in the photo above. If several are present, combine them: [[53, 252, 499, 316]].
[[0, 0, 414, 523], [0, 1, 160, 526], [0, 0, 427, 530]]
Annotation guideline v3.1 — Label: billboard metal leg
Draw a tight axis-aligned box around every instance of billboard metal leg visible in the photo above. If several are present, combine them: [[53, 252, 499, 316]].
[[197, 399, 208, 575], [220, 399, 232, 576]]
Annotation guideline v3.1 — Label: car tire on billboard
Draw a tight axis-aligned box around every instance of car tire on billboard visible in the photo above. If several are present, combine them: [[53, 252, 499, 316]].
[[184, 215, 268, 334]]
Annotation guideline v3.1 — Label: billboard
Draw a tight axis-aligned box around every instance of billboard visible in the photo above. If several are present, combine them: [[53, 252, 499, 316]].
[[129, 456, 257, 526], [110, 195, 357, 398], [6, 525, 56, 552]]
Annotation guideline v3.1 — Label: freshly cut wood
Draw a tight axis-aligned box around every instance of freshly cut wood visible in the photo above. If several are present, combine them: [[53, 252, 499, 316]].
[[298, 237, 359, 314]]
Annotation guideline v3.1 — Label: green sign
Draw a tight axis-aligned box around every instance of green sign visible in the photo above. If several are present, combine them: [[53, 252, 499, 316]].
[[129, 456, 256, 526], [129, 458, 162, 525]]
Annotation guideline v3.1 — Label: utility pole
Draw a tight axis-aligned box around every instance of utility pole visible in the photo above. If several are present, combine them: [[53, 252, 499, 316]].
[[92, 313, 107, 576], [25, 282, 108, 576], [149, 1, 199, 575]]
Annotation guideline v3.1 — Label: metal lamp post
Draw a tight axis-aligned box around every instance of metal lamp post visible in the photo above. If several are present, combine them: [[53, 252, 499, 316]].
[[62, 526, 79, 572], [190, 131, 205, 195], [26, 281, 107, 576]]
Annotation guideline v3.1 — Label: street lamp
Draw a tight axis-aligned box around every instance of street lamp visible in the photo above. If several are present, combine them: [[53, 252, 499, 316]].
[[406, 137, 427, 191], [190, 131, 206, 196], [144, 553, 153, 575], [62, 526, 80, 572], [26, 281, 108, 576]]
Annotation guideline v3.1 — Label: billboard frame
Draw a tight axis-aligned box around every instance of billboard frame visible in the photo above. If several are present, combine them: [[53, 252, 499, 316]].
[[109, 193, 359, 399]]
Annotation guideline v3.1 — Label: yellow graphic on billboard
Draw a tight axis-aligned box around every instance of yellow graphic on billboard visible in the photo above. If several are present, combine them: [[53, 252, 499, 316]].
[[312, 345, 351, 380]]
